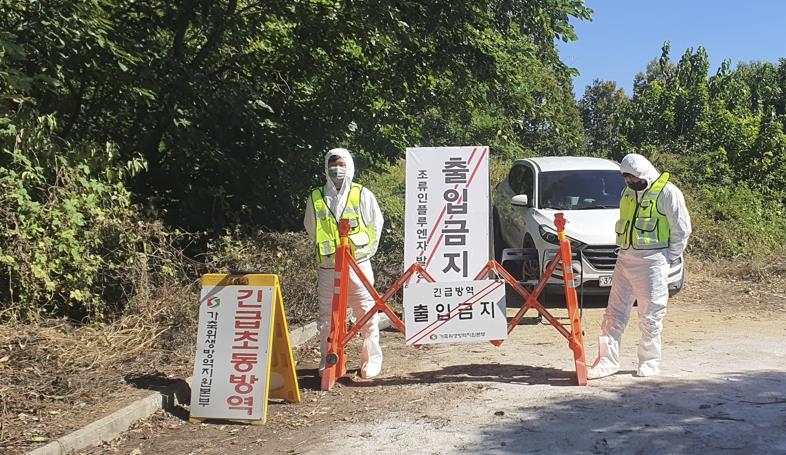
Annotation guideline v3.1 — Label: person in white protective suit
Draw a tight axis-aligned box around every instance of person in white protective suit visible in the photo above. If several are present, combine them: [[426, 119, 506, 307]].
[[303, 148, 385, 379], [588, 153, 692, 379]]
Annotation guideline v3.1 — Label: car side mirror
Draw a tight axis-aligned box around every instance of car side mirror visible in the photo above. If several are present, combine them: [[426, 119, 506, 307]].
[[511, 194, 529, 207]]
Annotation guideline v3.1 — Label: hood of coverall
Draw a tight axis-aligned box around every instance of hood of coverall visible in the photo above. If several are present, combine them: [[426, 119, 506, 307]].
[[324, 148, 355, 190], [322, 148, 356, 220], [619, 153, 661, 188]]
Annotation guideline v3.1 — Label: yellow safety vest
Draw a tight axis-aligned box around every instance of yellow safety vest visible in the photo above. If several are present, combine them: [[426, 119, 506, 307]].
[[615, 172, 671, 249], [311, 183, 375, 266]]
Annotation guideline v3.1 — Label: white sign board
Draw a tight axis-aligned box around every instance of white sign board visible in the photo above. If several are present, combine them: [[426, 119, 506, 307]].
[[191, 285, 274, 421], [403, 279, 507, 345], [404, 146, 490, 282]]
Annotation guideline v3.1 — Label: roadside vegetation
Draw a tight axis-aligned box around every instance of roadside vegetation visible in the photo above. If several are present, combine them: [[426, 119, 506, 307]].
[[1, 5, 785, 448], [2, 1, 785, 324]]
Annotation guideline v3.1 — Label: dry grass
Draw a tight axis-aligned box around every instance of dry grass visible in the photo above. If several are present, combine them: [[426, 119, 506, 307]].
[[702, 254, 786, 283], [0, 230, 327, 453], [0, 280, 200, 452]]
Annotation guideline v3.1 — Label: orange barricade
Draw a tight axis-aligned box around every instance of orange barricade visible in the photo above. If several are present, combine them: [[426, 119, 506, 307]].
[[321, 219, 419, 391], [475, 213, 587, 385], [321, 213, 587, 390]]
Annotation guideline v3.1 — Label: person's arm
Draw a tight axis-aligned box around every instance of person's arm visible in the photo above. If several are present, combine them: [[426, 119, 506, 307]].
[[660, 184, 692, 263], [360, 188, 384, 256], [303, 192, 316, 242]]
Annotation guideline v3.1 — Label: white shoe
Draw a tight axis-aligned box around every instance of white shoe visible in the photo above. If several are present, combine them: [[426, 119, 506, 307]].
[[361, 364, 381, 379], [636, 364, 660, 377], [587, 357, 619, 380]]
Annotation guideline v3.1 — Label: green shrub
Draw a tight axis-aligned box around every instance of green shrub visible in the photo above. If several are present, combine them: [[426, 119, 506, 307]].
[[354, 159, 406, 295], [0, 114, 148, 321], [686, 182, 786, 260]]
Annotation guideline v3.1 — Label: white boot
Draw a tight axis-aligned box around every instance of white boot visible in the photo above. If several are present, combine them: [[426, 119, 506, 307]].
[[636, 361, 660, 377], [359, 315, 383, 379], [588, 358, 619, 379], [587, 335, 621, 380], [361, 362, 382, 379], [637, 332, 662, 377]]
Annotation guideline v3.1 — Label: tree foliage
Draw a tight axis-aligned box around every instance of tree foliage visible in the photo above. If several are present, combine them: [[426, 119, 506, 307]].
[[579, 79, 629, 158], [4, 1, 786, 320], [579, 43, 786, 260], [0, 110, 148, 321], [1, 0, 592, 319], [2, 0, 591, 233]]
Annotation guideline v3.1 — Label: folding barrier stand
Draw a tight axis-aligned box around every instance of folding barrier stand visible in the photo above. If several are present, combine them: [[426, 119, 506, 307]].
[[497, 247, 541, 322], [320, 219, 350, 391], [475, 213, 587, 385], [321, 220, 419, 391], [322, 213, 587, 390]]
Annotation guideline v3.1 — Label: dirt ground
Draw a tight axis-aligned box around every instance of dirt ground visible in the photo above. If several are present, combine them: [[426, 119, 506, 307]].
[[4, 258, 786, 454]]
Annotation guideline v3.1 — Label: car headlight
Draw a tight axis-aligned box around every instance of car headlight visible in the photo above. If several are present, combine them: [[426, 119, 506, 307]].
[[538, 224, 559, 244], [538, 224, 585, 250]]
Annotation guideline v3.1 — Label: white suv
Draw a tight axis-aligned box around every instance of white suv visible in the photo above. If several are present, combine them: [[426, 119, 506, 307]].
[[492, 156, 684, 295]]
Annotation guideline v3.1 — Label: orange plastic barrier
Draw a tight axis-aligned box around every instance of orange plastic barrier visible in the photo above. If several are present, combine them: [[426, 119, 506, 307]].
[[321, 213, 587, 390], [321, 219, 419, 391], [476, 213, 587, 385]]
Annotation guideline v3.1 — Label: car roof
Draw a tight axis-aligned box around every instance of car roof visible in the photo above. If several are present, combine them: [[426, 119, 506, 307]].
[[517, 156, 620, 172]]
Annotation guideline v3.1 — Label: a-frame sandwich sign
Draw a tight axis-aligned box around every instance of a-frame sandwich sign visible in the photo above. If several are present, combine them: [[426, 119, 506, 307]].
[[189, 273, 300, 424]]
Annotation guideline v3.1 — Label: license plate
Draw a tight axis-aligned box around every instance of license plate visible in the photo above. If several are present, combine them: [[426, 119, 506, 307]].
[[599, 276, 613, 287]]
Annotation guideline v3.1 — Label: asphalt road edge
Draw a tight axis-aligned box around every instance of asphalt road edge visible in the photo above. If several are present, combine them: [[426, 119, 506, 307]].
[[27, 321, 318, 455]]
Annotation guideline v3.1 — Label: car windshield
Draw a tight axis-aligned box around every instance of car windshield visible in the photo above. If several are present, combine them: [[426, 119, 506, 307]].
[[538, 170, 625, 210]]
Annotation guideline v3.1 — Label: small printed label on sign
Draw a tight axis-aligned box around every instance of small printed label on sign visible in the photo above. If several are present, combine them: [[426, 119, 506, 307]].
[[599, 276, 613, 287]]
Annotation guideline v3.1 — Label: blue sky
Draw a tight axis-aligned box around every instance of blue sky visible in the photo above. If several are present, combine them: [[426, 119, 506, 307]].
[[559, 0, 786, 98]]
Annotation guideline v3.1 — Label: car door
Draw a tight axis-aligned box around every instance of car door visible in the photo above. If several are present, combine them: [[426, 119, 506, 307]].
[[494, 170, 515, 244], [499, 162, 535, 248], [508, 163, 535, 248]]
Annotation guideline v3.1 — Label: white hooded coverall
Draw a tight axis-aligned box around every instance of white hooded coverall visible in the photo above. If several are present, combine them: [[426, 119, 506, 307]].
[[588, 153, 692, 379], [303, 148, 385, 379]]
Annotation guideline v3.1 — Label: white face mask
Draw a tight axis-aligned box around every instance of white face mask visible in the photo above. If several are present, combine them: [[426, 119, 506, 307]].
[[328, 165, 346, 185]]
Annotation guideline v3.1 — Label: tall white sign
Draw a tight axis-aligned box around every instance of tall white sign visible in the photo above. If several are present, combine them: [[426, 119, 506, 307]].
[[404, 146, 490, 282]]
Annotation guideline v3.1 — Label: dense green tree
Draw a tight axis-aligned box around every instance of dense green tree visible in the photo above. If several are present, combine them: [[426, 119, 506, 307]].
[[627, 44, 675, 147], [1, 0, 595, 318], [708, 59, 752, 116], [689, 104, 755, 185], [627, 44, 710, 149], [735, 61, 782, 115], [672, 47, 710, 140], [1, 0, 592, 232], [578, 79, 629, 158], [744, 113, 786, 196], [776, 58, 786, 117], [581, 41, 786, 221]]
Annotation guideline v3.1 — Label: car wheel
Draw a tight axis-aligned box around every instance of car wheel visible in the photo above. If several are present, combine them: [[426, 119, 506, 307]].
[[521, 236, 540, 282]]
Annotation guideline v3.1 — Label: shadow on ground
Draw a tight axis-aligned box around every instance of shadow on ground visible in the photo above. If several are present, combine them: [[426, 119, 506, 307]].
[[295, 362, 584, 391], [474, 370, 786, 454], [124, 372, 192, 420]]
